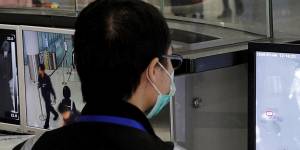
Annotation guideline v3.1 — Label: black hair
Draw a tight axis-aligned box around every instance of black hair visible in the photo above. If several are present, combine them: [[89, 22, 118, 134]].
[[1, 41, 10, 53], [58, 99, 77, 114], [59, 86, 73, 113], [63, 86, 71, 98], [74, 0, 171, 103], [39, 64, 45, 71], [58, 102, 71, 113]]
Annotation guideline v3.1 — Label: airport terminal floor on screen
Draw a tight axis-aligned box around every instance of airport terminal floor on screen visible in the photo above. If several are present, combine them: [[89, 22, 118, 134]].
[[256, 51, 300, 150]]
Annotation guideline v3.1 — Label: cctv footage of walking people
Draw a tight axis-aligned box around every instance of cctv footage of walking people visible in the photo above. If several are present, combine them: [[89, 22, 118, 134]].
[[23, 30, 85, 129], [256, 51, 300, 150], [0, 29, 19, 124]]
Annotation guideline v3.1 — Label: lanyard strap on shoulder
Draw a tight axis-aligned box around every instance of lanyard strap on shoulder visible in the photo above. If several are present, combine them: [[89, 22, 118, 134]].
[[79, 115, 147, 133]]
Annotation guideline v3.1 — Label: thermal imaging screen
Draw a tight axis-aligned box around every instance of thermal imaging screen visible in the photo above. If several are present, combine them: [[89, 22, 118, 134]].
[[23, 30, 85, 129], [256, 51, 300, 150], [0, 29, 19, 124]]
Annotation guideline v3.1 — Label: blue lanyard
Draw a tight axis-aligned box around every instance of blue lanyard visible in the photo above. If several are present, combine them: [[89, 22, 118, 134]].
[[79, 115, 147, 133]]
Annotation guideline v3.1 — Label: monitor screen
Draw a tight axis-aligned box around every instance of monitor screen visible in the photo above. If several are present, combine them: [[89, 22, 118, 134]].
[[23, 29, 85, 130], [0, 29, 19, 125], [255, 45, 300, 149]]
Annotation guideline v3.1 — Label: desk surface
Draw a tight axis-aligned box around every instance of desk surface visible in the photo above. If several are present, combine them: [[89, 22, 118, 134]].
[[0, 135, 34, 150]]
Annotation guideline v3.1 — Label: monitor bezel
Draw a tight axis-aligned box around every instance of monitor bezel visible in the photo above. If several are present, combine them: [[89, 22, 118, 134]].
[[19, 25, 75, 134], [0, 24, 23, 133], [248, 42, 300, 150]]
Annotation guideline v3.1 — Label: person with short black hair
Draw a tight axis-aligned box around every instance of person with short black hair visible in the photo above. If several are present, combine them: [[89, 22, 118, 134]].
[[58, 86, 80, 126], [38, 63, 59, 129], [15, 0, 184, 149]]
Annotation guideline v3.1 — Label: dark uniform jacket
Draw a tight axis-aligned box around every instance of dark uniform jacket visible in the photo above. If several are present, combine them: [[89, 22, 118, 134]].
[[15, 101, 174, 150], [38, 74, 56, 99]]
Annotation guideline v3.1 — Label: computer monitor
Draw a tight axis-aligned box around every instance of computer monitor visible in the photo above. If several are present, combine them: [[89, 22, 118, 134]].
[[0, 24, 21, 131], [20, 26, 85, 132], [249, 42, 300, 150]]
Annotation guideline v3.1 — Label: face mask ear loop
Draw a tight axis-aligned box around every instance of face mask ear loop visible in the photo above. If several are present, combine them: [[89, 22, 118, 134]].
[[157, 62, 173, 79], [157, 62, 175, 92], [146, 67, 162, 95]]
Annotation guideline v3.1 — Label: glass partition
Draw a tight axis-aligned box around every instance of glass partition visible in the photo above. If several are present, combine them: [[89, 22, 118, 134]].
[[272, 0, 300, 39], [76, 0, 94, 11], [0, 0, 76, 11], [0, 0, 32, 8], [0, 0, 270, 43], [146, 0, 270, 52], [145, 0, 269, 34], [71, 0, 270, 50]]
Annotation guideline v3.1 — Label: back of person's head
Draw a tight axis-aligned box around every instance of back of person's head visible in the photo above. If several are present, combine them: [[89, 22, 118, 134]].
[[58, 101, 71, 113], [1, 41, 10, 53], [39, 64, 45, 71], [74, 0, 171, 103], [63, 86, 71, 98]]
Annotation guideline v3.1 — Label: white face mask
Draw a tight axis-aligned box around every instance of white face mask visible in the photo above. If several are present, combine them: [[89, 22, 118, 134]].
[[146, 62, 176, 119]]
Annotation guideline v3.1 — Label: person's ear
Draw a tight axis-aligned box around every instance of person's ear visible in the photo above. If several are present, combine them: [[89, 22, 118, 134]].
[[147, 57, 160, 83]]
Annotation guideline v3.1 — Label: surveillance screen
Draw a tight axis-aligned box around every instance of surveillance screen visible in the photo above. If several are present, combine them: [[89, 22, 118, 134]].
[[256, 51, 300, 150], [23, 30, 85, 129], [0, 29, 19, 124]]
